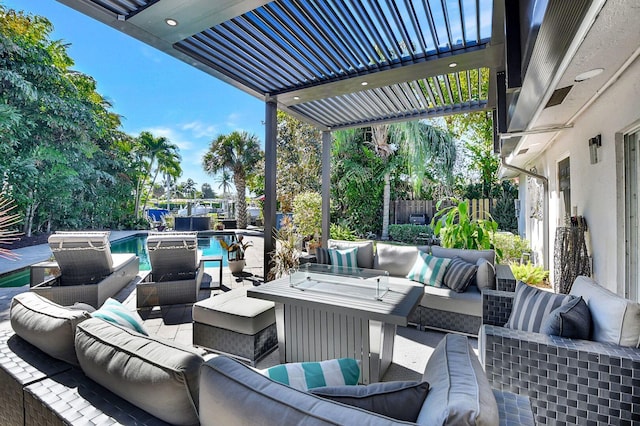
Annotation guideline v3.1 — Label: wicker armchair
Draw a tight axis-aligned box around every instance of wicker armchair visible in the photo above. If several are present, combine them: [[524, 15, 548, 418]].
[[136, 232, 202, 308], [480, 288, 640, 425]]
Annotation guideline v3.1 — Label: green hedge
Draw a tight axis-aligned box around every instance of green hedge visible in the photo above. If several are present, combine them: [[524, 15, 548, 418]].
[[388, 224, 434, 244]]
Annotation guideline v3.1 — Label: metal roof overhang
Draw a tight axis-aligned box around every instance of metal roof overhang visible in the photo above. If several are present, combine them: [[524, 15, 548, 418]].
[[56, 0, 504, 130]]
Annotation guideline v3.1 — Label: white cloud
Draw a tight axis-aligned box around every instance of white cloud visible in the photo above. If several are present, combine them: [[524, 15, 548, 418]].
[[225, 112, 241, 128], [182, 121, 218, 139]]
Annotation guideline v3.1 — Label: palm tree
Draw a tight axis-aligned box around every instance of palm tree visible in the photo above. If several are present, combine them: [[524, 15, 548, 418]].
[[215, 168, 233, 197], [134, 131, 182, 217], [203, 131, 262, 229], [370, 120, 456, 240]]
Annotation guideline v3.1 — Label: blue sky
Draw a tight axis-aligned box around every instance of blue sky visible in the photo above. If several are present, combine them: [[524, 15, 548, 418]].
[[4, 0, 265, 191]]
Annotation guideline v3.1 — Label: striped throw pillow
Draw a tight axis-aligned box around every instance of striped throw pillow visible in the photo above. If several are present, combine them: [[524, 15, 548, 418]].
[[328, 247, 358, 268], [443, 257, 478, 293], [92, 298, 148, 335], [316, 247, 332, 265], [505, 281, 574, 332], [407, 252, 451, 287], [262, 358, 361, 391]]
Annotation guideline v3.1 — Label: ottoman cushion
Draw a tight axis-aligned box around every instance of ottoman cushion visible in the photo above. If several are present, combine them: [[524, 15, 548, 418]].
[[193, 288, 275, 335]]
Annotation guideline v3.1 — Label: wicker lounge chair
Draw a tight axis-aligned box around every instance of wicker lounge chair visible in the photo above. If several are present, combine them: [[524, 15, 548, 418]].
[[137, 232, 203, 308], [31, 232, 139, 308]]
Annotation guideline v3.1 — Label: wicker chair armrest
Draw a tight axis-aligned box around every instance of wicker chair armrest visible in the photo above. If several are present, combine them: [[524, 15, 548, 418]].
[[495, 264, 517, 292], [480, 324, 640, 425], [482, 289, 515, 326]]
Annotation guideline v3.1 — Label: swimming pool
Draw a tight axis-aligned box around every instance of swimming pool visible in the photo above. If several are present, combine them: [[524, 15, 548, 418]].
[[0, 233, 233, 288], [110, 234, 232, 270]]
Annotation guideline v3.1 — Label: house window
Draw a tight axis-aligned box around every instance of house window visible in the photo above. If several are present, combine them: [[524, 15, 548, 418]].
[[558, 157, 571, 224], [624, 129, 640, 301]]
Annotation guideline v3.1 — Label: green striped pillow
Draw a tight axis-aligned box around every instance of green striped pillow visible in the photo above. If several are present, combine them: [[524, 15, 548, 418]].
[[328, 247, 358, 268], [262, 358, 360, 391], [407, 252, 452, 287], [92, 298, 148, 335]]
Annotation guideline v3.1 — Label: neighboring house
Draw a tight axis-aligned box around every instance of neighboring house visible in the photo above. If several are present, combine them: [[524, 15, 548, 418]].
[[499, 0, 640, 300]]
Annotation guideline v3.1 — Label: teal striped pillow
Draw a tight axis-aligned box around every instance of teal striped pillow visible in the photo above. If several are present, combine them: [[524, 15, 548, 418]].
[[262, 358, 360, 391], [328, 247, 358, 268], [92, 298, 148, 335], [407, 252, 452, 287]]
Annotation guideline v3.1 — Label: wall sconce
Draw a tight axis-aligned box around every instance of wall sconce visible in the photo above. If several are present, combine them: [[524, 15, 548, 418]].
[[514, 199, 521, 217], [589, 134, 601, 164]]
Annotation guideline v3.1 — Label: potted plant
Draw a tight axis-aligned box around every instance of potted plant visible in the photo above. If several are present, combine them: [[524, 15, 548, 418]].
[[219, 234, 252, 274]]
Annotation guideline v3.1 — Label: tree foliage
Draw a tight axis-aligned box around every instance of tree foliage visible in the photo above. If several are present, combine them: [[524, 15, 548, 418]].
[[0, 7, 140, 234]]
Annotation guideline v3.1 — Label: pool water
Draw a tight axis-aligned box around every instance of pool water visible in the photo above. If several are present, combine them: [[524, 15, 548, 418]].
[[111, 235, 231, 270], [0, 234, 232, 288]]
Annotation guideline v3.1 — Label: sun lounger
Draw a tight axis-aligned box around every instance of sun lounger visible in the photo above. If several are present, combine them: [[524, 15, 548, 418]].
[[136, 232, 202, 308], [30, 232, 139, 308]]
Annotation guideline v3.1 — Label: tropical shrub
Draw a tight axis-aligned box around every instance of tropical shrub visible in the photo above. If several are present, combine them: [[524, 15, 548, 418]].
[[292, 192, 322, 239], [432, 198, 502, 260], [493, 232, 531, 264], [268, 217, 301, 280], [330, 223, 357, 241], [388, 224, 433, 244], [510, 261, 549, 287]]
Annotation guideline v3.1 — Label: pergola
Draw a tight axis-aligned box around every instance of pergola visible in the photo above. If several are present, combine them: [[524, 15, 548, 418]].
[[56, 0, 600, 275]]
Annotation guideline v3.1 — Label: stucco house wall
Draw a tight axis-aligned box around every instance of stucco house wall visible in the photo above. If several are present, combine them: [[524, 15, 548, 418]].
[[526, 57, 640, 294]]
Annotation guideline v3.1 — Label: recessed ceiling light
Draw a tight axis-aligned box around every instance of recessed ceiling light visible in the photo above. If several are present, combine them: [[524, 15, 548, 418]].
[[165, 18, 178, 27], [361, 81, 368, 86], [448, 62, 457, 68], [293, 96, 300, 100], [574, 68, 604, 82]]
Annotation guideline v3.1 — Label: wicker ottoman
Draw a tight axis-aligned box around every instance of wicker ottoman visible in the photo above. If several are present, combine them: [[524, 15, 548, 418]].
[[192, 288, 277, 365]]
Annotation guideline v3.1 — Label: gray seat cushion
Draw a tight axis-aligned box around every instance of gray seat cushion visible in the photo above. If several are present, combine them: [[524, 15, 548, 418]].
[[199, 356, 408, 425], [328, 239, 374, 269], [570, 276, 640, 347], [10, 292, 91, 365], [418, 333, 499, 426], [387, 276, 482, 317], [192, 288, 275, 335], [75, 318, 203, 425]]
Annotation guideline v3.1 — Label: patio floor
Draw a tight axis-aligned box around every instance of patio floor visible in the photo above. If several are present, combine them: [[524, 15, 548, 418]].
[[0, 231, 476, 381]]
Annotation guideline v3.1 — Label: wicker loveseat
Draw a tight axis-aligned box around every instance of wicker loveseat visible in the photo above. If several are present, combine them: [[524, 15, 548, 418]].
[[480, 276, 640, 425], [325, 240, 516, 335]]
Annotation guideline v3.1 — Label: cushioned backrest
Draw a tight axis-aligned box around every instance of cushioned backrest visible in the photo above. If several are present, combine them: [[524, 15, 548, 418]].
[[430, 246, 495, 265], [431, 246, 496, 290], [570, 276, 640, 347], [374, 243, 420, 277], [418, 333, 499, 426], [328, 239, 374, 269], [10, 292, 91, 365], [48, 232, 113, 285], [75, 318, 203, 425], [199, 356, 407, 426], [147, 232, 198, 280]]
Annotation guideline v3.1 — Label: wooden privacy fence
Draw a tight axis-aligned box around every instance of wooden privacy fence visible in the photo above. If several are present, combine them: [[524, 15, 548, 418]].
[[392, 199, 497, 225]]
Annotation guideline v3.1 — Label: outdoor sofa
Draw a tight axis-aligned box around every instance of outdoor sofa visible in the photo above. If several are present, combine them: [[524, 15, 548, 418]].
[[1, 291, 535, 425], [481, 275, 640, 425], [30, 231, 139, 308], [324, 239, 515, 335]]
